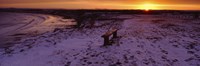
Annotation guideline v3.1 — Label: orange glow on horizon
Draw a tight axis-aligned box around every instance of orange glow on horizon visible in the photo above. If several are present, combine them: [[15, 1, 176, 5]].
[[0, 1, 200, 10], [136, 3, 160, 10], [144, 8, 150, 12]]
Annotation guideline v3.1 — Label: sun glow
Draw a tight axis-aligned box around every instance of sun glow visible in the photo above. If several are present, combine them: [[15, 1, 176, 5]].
[[137, 3, 160, 10]]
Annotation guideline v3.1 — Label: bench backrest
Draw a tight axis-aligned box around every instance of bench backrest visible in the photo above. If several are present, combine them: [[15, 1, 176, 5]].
[[101, 29, 118, 37]]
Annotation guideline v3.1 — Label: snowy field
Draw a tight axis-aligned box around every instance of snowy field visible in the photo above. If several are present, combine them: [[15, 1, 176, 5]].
[[0, 12, 76, 48], [0, 12, 200, 66]]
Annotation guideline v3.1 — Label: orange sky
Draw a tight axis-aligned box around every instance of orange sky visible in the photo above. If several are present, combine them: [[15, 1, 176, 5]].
[[0, 0, 200, 10]]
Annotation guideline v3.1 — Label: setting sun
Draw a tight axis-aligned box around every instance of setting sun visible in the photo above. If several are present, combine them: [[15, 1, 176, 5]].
[[136, 3, 160, 10]]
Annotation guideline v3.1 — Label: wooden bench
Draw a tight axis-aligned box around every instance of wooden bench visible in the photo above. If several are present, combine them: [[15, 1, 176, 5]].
[[101, 29, 118, 46]]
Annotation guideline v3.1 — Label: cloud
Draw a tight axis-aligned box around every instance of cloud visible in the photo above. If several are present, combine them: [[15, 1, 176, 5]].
[[0, 1, 134, 9], [0, 0, 141, 4], [1, 0, 200, 5], [1, 0, 200, 4], [0, 0, 74, 4]]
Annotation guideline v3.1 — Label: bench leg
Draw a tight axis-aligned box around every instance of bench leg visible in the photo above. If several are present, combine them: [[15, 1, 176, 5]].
[[103, 37, 110, 46], [113, 31, 117, 38]]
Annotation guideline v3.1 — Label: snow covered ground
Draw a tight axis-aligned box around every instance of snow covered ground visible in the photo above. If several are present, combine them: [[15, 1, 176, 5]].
[[0, 12, 76, 48], [0, 12, 200, 66]]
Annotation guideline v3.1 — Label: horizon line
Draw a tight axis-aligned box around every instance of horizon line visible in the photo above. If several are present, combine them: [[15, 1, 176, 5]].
[[1, 7, 200, 11]]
